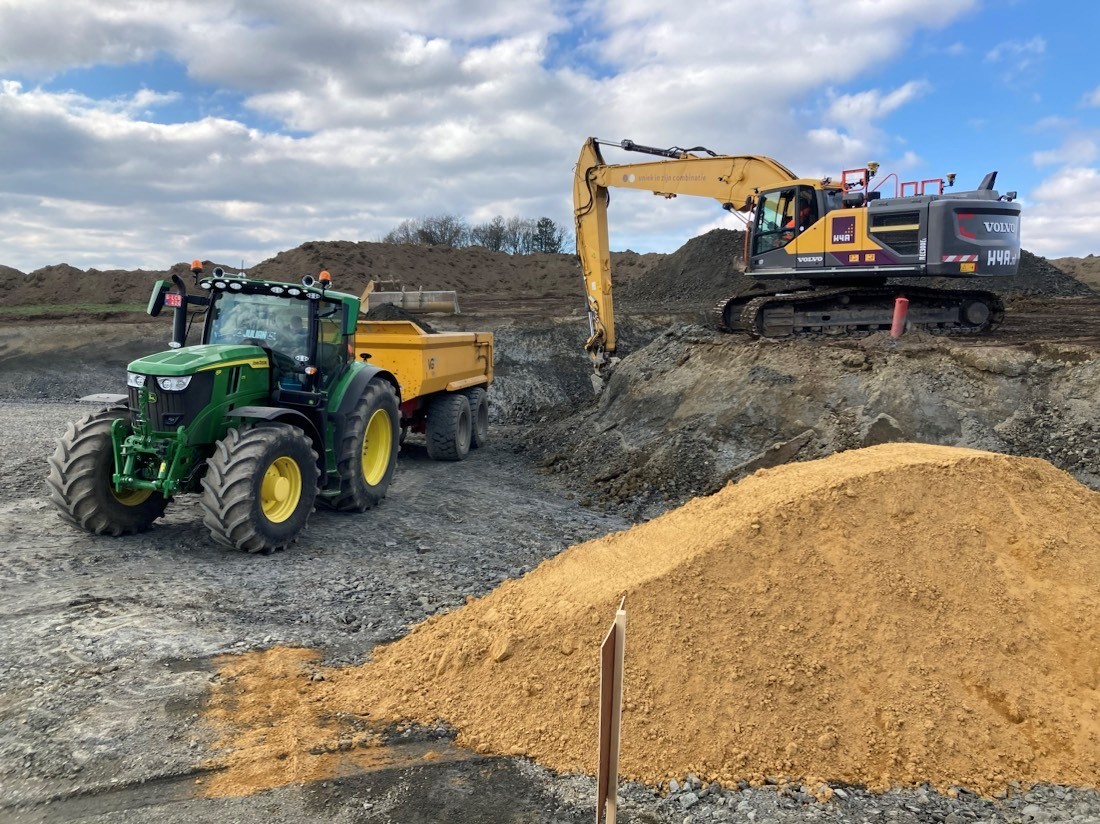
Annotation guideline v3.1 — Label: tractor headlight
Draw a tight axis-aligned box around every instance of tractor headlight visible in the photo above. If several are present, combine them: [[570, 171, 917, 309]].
[[127, 372, 146, 388], [156, 376, 193, 392]]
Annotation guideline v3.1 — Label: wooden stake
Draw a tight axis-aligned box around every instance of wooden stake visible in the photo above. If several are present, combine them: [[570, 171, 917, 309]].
[[597, 597, 626, 824]]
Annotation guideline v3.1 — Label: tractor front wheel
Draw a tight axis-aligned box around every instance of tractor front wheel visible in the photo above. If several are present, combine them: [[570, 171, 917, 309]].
[[319, 379, 400, 513], [45, 407, 168, 536], [200, 424, 319, 553]]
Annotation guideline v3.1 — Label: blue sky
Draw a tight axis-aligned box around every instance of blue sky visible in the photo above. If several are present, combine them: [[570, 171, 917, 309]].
[[0, 0, 1096, 272]]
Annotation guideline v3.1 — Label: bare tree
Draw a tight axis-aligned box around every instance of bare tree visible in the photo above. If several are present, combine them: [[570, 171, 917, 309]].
[[416, 214, 469, 247], [382, 213, 571, 254], [470, 215, 507, 251]]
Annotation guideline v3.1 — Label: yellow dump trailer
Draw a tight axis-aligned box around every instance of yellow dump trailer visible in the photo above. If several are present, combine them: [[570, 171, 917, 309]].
[[354, 320, 493, 461]]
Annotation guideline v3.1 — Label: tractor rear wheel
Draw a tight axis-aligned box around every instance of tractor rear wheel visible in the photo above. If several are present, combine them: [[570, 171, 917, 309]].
[[460, 386, 489, 449], [200, 424, 319, 553], [45, 407, 168, 536], [426, 392, 471, 461], [319, 379, 400, 512]]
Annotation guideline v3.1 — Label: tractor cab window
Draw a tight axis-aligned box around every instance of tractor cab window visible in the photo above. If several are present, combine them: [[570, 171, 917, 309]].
[[208, 293, 312, 385], [316, 304, 348, 390], [208, 293, 310, 358]]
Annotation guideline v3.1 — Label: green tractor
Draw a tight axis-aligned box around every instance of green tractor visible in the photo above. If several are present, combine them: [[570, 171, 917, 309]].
[[46, 261, 401, 553]]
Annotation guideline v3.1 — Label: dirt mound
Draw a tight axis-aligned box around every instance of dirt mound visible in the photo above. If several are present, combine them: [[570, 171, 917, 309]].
[[1051, 255, 1100, 291], [911, 250, 1094, 298], [0, 242, 661, 310], [619, 229, 780, 309], [205, 444, 1100, 797], [0, 261, 200, 309], [248, 240, 660, 304]]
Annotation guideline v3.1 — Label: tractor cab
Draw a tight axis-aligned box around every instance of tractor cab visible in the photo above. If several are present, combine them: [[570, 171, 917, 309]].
[[199, 273, 354, 402]]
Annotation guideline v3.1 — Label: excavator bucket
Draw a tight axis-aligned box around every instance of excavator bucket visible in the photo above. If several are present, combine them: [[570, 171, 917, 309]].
[[361, 280, 461, 315]]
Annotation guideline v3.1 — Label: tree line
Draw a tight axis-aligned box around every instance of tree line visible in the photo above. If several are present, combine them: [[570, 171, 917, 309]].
[[381, 214, 573, 254]]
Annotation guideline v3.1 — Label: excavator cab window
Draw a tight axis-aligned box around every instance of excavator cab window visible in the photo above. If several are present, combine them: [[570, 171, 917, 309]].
[[752, 188, 796, 255], [824, 188, 845, 214]]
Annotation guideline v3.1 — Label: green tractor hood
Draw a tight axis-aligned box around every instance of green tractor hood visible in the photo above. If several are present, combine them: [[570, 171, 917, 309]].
[[128, 344, 270, 377]]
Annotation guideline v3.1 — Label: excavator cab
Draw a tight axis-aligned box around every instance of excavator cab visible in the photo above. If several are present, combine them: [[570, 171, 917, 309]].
[[752, 186, 822, 254]]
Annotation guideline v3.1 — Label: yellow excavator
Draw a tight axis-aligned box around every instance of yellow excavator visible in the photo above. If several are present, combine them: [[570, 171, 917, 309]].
[[574, 137, 1022, 366]]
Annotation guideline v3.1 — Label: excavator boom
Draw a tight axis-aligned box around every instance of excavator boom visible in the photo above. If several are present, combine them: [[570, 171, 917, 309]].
[[574, 137, 796, 361]]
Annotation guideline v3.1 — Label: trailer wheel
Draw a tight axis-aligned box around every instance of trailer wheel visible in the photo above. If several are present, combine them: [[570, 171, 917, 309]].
[[200, 424, 319, 553], [45, 407, 168, 536], [426, 392, 471, 461], [321, 379, 400, 512], [460, 386, 489, 449]]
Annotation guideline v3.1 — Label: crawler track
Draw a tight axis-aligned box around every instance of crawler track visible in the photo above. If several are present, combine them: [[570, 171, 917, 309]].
[[714, 286, 1005, 338]]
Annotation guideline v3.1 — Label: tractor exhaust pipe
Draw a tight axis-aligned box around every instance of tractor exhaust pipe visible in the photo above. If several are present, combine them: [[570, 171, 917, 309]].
[[171, 274, 189, 348]]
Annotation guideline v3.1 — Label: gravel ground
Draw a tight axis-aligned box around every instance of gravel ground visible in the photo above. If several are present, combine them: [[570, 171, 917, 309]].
[[3, 310, 1100, 822]]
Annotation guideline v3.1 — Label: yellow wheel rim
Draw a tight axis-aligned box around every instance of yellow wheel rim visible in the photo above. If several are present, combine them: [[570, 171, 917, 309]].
[[112, 487, 153, 506], [261, 456, 302, 523], [361, 409, 393, 486]]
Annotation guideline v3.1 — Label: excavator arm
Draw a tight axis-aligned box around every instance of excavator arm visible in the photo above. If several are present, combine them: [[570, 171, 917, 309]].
[[573, 137, 797, 365]]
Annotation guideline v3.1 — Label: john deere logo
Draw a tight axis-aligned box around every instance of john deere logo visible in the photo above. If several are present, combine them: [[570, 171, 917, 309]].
[[146, 392, 158, 405]]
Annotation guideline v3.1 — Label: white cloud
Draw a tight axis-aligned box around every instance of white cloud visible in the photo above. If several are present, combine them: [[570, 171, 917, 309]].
[[1032, 137, 1098, 167], [1032, 115, 1075, 132], [0, 0, 984, 270], [984, 36, 1045, 64], [1084, 85, 1100, 107], [1021, 166, 1100, 257], [824, 81, 931, 125]]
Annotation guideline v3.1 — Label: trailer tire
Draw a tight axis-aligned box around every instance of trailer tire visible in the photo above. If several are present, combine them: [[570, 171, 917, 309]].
[[46, 407, 168, 536], [426, 392, 471, 461], [460, 386, 489, 449], [320, 379, 400, 512], [200, 424, 319, 553]]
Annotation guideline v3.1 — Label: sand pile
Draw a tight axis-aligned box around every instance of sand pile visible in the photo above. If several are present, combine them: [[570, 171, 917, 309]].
[[204, 444, 1100, 797]]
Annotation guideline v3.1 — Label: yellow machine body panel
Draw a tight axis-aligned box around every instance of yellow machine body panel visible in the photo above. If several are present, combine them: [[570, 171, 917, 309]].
[[779, 208, 888, 260], [354, 320, 493, 402]]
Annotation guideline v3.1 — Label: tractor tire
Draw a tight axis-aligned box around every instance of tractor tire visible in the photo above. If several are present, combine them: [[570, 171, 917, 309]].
[[45, 407, 168, 536], [460, 386, 489, 449], [199, 424, 319, 553], [425, 392, 471, 461], [319, 379, 400, 513]]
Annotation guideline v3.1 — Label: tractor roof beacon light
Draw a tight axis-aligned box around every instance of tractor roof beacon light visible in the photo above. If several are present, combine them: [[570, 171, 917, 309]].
[[319, 270, 332, 292]]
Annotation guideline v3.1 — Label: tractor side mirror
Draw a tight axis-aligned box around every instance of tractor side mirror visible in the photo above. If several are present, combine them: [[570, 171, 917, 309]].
[[147, 280, 171, 317]]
